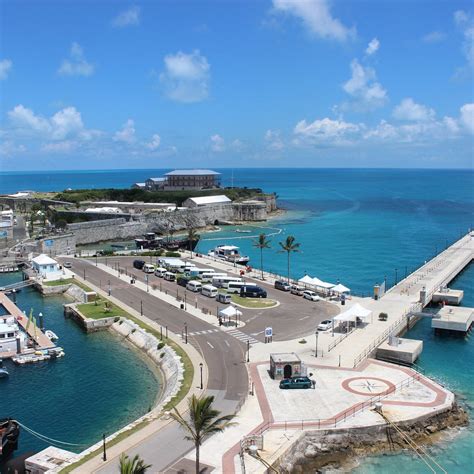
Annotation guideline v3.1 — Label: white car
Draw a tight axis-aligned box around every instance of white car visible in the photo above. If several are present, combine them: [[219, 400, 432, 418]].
[[63, 262, 72, 268], [303, 290, 320, 301], [318, 320, 332, 331]]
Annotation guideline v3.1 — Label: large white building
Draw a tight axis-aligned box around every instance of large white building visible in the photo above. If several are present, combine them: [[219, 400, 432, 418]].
[[31, 254, 60, 277], [183, 195, 232, 208]]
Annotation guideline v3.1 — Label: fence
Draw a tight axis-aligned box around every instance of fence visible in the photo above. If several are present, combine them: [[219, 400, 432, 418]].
[[327, 326, 355, 352]]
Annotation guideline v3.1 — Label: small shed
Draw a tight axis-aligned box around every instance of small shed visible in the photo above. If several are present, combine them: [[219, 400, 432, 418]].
[[270, 352, 302, 380], [31, 254, 60, 276]]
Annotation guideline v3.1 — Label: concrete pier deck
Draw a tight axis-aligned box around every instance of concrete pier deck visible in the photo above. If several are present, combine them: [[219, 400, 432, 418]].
[[432, 306, 474, 333], [0, 290, 54, 350]]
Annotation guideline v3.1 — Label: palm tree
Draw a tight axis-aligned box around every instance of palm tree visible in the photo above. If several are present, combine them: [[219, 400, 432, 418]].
[[171, 395, 236, 474], [278, 235, 300, 283], [253, 233, 271, 279], [187, 228, 200, 259], [118, 453, 151, 474]]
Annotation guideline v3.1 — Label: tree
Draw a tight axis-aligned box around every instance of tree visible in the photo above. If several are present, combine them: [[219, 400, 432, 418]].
[[278, 235, 300, 283], [253, 233, 271, 279], [118, 453, 151, 474], [170, 395, 236, 474], [187, 227, 200, 259]]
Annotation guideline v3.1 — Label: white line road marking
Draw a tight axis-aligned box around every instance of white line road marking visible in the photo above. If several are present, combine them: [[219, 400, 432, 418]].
[[299, 316, 310, 320], [225, 340, 230, 347], [207, 341, 215, 349], [251, 331, 264, 336]]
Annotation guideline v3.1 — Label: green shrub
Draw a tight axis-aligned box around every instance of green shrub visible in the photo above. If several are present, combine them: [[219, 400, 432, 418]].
[[157, 342, 165, 350]]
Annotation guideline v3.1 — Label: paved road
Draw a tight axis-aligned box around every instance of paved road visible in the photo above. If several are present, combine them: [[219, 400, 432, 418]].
[[61, 257, 248, 472], [97, 255, 340, 343]]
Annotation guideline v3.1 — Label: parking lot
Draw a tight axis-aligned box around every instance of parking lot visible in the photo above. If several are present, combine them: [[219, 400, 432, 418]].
[[97, 255, 341, 342]]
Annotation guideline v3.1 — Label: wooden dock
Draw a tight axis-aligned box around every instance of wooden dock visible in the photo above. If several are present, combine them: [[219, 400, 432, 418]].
[[321, 232, 474, 367], [0, 291, 54, 350]]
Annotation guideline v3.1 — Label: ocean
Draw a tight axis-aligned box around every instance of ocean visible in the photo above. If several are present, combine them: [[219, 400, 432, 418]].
[[1, 167, 473, 470]]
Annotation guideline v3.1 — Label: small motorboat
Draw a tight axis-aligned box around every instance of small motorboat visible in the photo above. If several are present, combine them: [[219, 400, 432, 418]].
[[45, 330, 59, 341], [0, 360, 9, 378], [235, 229, 251, 233]]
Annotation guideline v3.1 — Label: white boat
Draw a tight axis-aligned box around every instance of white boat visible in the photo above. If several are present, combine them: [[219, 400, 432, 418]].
[[235, 229, 251, 233], [45, 330, 59, 341], [0, 360, 8, 378], [208, 245, 250, 265]]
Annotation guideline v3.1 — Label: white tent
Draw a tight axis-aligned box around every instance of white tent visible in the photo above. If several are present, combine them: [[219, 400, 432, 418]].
[[333, 303, 372, 323], [312, 278, 335, 289], [298, 275, 314, 285], [332, 283, 351, 294], [218, 305, 243, 318]]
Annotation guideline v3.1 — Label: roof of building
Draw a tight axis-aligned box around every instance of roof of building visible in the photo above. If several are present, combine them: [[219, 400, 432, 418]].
[[165, 169, 220, 176], [187, 195, 231, 206], [270, 352, 301, 363], [133, 182, 146, 186], [32, 254, 58, 266], [147, 177, 166, 182]]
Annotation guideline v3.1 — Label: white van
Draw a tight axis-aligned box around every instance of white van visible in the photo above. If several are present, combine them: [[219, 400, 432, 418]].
[[143, 264, 155, 274], [154, 267, 167, 277], [164, 271, 176, 282], [201, 272, 226, 283], [212, 276, 243, 288], [201, 284, 218, 298], [227, 281, 257, 294], [186, 280, 202, 292]]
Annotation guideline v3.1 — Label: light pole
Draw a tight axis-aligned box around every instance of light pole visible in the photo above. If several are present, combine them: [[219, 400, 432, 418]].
[[184, 322, 188, 344], [83, 268, 86, 280], [95, 254, 98, 266], [146, 275, 149, 293], [247, 339, 250, 362], [108, 280, 111, 296], [394, 268, 398, 286], [184, 289, 187, 310], [315, 330, 319, 358], [102, 433, 107, 461], [140, 300, 143, 316], [199, 362, 203, 389]]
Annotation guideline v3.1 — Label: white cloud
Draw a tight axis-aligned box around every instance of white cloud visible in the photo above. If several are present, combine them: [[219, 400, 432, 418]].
[[0, 140, 26, 157], [460, 103, 474, 133], [294, 117, 361, 145], [272, 0, 355, 42], [146, 133, 161, 150], [454, 10, 474, 68], [41, 141, 76, 153], [0, 59, 12, 80], [210, 134, 225, 152], [365, 38, 379, 55], [342, 59, 387, 110], [264, 129, 284, 150], [8, 105, 51, 134], [114, 119, 136, 143], [393, 98, 436, 122], [58, 42, 94, 77], [112, 6, 140, 27], [422, 31, 446, 43], [160, 50, 210, 103]]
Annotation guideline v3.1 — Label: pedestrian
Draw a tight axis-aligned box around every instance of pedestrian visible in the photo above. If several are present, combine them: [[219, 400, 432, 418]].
[[311, 379, 316, 390]]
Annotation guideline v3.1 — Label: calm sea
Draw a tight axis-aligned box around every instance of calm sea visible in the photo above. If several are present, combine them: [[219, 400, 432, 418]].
[[0, 168, 473, 470]]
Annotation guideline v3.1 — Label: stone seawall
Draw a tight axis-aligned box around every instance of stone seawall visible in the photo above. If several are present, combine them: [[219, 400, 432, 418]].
[[274, 403, 469, 473]]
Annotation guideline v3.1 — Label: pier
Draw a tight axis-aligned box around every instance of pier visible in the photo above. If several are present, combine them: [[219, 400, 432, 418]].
[[323, 232, 473, 367]]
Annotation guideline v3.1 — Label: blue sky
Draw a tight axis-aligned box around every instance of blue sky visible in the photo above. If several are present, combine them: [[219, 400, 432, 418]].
[[1, 0, 473, 170]]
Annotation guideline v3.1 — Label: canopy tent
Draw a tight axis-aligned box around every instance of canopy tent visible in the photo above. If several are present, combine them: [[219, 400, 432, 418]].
[[333, 303, 372, 323], [298, 275, 335, 289], [298, 275, 314, 285], [331, 283, 351, 294], [218, 305, 243, 318]]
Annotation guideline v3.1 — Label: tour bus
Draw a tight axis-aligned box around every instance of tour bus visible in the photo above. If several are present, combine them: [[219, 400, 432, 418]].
[[201, 284, 218, 298], [142, 264, 155, 274], [188, 267, 213, 278], [164, 271, 176, 282], [212, 275, 243, 288], [227, 281, 257, 294], [154, 267, 167, 277], [201, 272, 226, 283], [186, 280, 202, 292]]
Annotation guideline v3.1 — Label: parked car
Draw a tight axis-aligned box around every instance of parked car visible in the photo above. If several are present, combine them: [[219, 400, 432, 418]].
[[163, 271, 176, 282], [240, 286, 267, 298], [63, 261, 72, 269], [142, 263, 155, 274], [216, 293, 232, 304], [186, 280, 202, 292], [302, 290, 320, 301], [290, 285, 304, 296], [274, 280, 291, 291], [177, 276, 191, 287], [133, 259, 145, 270], [279, 376, 312, 389], [318, 320, 333, 331]]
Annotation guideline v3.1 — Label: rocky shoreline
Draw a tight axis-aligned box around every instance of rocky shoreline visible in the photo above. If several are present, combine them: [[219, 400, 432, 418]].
[[275, 402, 469, 473]]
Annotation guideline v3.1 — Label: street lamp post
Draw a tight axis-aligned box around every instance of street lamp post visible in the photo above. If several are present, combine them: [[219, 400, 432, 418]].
[[146, 275, 149, 293], [95, 254, 98, 266], [247, 339, 250, 362], [83, 269, 86, 280], [315, 331, 319, 358], [199, 362, 203, 389], [184, 322, 188, 344], [395, 268, 398, 286], [140, 300, 143, 316], [108, 280, 111, 296], [102, 433, 107, 461]]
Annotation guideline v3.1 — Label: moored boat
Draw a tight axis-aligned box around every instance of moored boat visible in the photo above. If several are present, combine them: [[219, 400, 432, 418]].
[[0, 419, 20, 460], [208, 245, 250, 265], [45, 330, 59, 341]]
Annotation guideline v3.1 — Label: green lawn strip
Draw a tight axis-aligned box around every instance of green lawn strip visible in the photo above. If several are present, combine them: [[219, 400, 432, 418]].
[[60, 299, 193, 473], [43, 278, 92, 292], [59, 419, 150, 474], [231, 295, 277, 308]]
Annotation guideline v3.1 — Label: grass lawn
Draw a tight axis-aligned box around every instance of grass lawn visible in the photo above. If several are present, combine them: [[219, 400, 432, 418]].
[[77, 300, 129, 319], [231, 295, 277, 308], [43, 278, 92, 292]]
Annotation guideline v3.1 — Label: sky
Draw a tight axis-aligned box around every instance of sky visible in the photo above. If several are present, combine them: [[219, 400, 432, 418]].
[[0, 0, 473, 171]]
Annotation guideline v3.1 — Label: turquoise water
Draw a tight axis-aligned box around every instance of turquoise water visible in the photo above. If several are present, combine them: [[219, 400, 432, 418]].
[[353, 264, 474, 473], [0, 272, 159, 460], [1, 168, 473, 470]]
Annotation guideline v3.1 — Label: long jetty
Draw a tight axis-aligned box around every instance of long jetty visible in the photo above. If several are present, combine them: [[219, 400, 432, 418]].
[[324, 232, 474, 367]]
